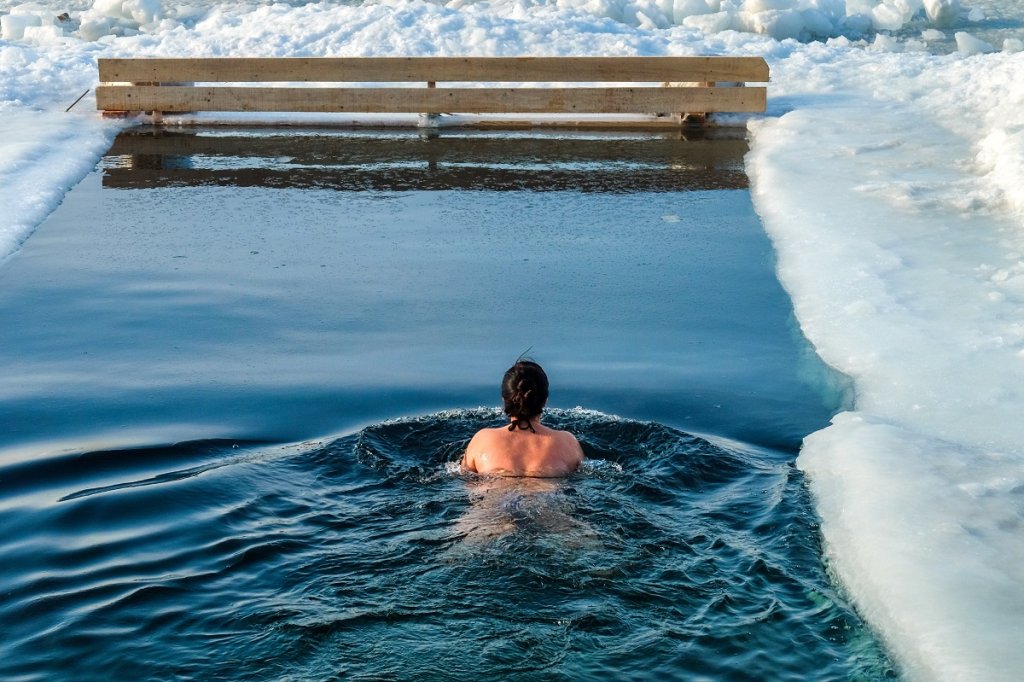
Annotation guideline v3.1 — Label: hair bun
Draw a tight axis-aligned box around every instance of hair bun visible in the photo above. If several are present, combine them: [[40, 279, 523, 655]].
[[500, 360, 550, 433]]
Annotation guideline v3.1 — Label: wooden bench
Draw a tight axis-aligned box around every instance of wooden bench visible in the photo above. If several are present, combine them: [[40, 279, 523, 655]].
[[96, 56, 768, 129]]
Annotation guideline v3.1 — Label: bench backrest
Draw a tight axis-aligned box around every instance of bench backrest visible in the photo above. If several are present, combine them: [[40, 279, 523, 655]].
[[95, 56, 768, 121]]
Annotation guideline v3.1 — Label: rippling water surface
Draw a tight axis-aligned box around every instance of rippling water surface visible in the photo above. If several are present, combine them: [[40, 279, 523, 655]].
[[0, 129, 894, 679], [1, 410, 894, 680]]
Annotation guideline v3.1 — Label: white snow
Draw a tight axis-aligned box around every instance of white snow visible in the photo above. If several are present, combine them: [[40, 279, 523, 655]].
[[954, 29, 993, 53], [747, 44, 1024, 679], [1, 0, 1023, 679]]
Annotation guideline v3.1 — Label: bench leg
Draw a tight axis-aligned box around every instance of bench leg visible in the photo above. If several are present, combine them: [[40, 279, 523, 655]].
[[678, 112, 706, 129], [418, 80, 444, 128]]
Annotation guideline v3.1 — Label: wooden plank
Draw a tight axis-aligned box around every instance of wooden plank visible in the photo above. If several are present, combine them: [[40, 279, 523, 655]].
[[96, 85, 767, 114], [98, 56, 769, 84], [104, 116, 748, 131]]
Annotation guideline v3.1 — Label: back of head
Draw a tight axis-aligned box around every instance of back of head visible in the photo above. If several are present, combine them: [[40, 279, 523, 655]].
[[501, 360, 549, 431]]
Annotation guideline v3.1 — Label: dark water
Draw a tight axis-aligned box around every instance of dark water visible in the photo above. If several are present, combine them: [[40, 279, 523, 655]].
[[0, 129, 892, 679], [0, 409, 893, 680], [0, 128, 843, 454]]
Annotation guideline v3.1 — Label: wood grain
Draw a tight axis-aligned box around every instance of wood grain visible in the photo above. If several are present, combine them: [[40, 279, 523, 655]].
[[95, 85, 767, 114], [98, 56, 770, 84]]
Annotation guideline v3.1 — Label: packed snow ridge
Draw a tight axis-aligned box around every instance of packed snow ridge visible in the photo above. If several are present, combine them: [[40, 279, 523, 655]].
[[0, 0, 1009, 46]]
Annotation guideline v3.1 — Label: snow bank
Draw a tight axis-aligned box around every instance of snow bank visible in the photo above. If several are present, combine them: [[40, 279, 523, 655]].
[[0, 110, 119, 264], [78, 0, 165, 41], [0, 3, 68, 42], [748, 45, 1024, 680], [0, 0, 987, 44], [482, 0, 973, 39], [0, 33, 122, 263]]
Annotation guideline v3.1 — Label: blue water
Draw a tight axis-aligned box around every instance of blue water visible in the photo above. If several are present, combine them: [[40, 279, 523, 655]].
[[0, 129, 893, 679]]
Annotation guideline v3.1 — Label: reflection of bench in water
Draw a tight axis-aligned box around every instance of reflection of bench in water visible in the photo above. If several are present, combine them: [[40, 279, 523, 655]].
[[102, 129, 751, 192], [95, 56, 768, 129]]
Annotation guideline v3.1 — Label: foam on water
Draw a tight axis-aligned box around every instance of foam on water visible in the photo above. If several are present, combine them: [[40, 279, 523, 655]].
[[2, 0, 1024, 678]]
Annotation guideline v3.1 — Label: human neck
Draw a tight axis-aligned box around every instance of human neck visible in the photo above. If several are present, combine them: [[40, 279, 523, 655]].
[[510, 414, 543, 430]]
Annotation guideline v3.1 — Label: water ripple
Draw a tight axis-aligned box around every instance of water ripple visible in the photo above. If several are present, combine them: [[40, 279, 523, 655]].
[[0, 409, 895, 680]]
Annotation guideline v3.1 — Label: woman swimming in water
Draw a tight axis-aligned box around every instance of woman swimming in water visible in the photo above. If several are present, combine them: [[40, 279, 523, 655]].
[[462, 360, 584, 477]]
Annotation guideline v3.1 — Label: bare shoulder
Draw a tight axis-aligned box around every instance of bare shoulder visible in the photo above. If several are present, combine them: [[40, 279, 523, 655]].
[[554, 428, 584, 463], [468, 426, 505, 446], [554, 428, 581, 446], [462, 426, 501, 471]]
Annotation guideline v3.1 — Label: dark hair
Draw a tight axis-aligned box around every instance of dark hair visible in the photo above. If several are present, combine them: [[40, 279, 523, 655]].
[[501, 360, 549, 433]]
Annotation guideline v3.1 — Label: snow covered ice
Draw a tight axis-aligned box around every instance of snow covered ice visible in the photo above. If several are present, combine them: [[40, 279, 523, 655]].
[[2, 0, 1024, 679]]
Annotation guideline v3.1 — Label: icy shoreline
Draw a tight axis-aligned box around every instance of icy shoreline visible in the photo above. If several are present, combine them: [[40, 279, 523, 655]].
[[3, 0, 1024, 679], [748, 47, 1024, 679]]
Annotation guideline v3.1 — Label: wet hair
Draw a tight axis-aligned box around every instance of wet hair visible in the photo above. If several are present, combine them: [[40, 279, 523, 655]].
[[501, 360, 549, 433]]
